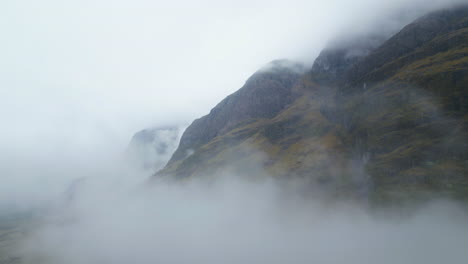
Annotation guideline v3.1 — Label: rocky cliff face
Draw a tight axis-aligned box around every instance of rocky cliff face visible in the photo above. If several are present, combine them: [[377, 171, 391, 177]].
[[153, 5, 468, 204], [311, 34, 387, 82], [168, 60, 305, 164]]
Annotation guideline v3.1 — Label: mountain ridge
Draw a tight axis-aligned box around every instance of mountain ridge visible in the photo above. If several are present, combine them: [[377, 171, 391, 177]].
[[150, 5, 468, 204]]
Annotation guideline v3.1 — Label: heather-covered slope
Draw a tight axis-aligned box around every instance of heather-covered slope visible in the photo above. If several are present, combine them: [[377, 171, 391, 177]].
[[155, 5, 468, 204]]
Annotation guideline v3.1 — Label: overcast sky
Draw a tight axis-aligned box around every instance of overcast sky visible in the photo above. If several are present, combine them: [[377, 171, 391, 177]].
[[0, 0, 465, 204]]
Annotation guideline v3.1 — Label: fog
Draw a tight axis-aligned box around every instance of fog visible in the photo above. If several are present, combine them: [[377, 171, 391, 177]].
[[1, 0, 468, 263], [19, 172, 468, 264], [0, 0, 465, 203], [1, 0, 465, 207]]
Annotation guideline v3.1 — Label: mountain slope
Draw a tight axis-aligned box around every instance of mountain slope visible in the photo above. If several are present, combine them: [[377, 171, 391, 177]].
[[336, 6, 468, 202], [154, 6, 468, 204], [164, 60, 305, 174]]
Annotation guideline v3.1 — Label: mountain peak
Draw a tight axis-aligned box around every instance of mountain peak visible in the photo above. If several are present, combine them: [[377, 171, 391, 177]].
[[164, 60, 304, 167], [257, 59, 306, 74]]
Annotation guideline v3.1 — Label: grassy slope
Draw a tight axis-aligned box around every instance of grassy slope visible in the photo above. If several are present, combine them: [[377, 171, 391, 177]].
[[340, 12, 468, 203]]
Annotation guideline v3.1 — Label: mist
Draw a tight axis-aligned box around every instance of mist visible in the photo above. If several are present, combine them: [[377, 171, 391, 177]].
[[1, 0, 468, 263], [12, 138, 468, 264], [1, 0, 465, 208], [19, 172, 468, 264]]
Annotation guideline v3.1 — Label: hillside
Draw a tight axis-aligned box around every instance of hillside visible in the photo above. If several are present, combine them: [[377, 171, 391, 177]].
[[154, 5, 468, 204]]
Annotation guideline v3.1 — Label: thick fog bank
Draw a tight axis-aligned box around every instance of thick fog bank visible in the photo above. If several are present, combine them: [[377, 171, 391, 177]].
[[18, 174, 468, 264]]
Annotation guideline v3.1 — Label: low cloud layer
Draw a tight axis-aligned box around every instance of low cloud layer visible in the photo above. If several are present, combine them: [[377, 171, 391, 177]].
[[20, 173, 468, 264]]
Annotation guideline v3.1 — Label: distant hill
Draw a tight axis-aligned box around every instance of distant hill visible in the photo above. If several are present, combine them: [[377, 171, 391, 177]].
[[127, 126, 183, 172]]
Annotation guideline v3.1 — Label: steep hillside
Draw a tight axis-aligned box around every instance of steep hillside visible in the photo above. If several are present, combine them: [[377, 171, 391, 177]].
[[336, 6, 468, 203], [154, 5, 468, 204], [167, 60, 305, 166]]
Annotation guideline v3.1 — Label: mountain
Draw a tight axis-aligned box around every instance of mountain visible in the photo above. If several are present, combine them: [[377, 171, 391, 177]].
[[153, 5, 468, 204], [167, 60, 305, 167], [127, 126, 183, 172]]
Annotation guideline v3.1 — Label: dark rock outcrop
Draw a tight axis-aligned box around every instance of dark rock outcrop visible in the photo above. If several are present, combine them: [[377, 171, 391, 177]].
[[311, 34, 388, 82], [168, 60, 305, 164]]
